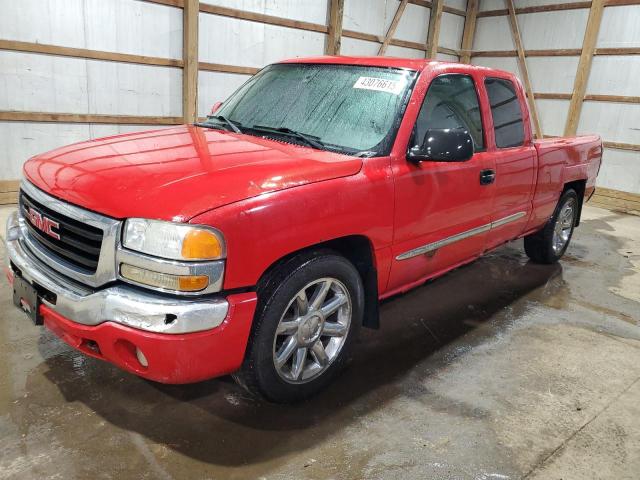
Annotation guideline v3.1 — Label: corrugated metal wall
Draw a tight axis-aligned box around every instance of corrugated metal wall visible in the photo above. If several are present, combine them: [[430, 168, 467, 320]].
[[0, 0, 467, 183], [472, 0, 640, 195]]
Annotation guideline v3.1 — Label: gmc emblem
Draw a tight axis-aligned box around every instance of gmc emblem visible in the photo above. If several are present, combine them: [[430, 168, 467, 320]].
[[26, 207, 61, 240]]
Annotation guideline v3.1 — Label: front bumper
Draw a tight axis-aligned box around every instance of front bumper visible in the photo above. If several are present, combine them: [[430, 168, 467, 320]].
[[5, 210, 258, 383]]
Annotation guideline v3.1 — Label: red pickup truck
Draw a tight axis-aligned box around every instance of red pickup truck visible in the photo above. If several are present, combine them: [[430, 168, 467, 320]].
[[5, 57, 601, 402]]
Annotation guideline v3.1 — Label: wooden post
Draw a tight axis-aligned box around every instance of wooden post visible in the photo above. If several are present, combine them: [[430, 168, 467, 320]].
[[378, 0, 409, 55], [326, 0, 345, 55], [182, 0, 198, 123], [564, 0, 605, 136], [426, 0, 444, 58], [460, 0, 478, 63], [505, 0, 543, 139]]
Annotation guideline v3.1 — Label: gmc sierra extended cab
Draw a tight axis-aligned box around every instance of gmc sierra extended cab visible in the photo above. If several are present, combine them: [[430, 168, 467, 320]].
[[5, 57, 602, 402]]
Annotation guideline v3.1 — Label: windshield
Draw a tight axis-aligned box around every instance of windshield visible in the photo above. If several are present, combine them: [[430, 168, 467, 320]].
[[209, 63, 417, 156]]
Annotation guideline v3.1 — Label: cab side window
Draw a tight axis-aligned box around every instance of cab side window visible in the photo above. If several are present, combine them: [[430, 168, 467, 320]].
[[413, 74, 485, 151], [484, 77, 525, 148]]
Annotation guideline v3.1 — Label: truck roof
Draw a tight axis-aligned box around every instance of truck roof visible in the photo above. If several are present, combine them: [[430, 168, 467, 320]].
[[279, 55, 515, 78]]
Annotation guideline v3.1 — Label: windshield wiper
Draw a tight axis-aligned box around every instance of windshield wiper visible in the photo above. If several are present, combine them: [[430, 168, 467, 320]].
[[249, 125, 325, 150], [195, 115, 242, 133]]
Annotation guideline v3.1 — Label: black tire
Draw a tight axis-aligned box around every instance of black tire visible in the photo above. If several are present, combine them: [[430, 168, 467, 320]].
[[234, 250, 364, 403], [524, 188, 579, 264]]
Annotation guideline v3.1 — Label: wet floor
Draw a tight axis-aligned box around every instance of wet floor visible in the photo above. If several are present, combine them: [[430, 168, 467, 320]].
[[1, 205, 639, 479]]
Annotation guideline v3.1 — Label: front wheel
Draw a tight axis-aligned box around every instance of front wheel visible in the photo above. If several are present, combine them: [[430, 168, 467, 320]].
[[234, 251, 364, 403], [524, 189, 579, 264]]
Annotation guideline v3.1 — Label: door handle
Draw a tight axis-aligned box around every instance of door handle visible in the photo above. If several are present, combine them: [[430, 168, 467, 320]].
[[480, 169, 496, 185]]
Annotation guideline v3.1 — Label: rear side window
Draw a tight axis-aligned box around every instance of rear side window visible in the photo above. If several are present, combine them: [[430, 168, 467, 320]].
[[413, 74, 484, 151], [485, 78, 525, 148]]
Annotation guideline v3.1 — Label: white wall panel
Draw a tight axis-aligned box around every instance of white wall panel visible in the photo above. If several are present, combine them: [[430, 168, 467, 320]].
[[199, 13, 325, 67], [340, 37, 381, 57], [437, 53, 459, 62], [85, 62, 182, 116], [473, 17, 514, 50], [596, 149, 640, 194], [0, 51, 88, 114], [343, 0, 394, 38], [201, 0, 329, 25], [480, 0, 588, 10], [578, 103, 640, 145], [444, 0, 466, 10], [587, 56, 640, 96], [471, 57, 520, 76], [198, 71, 251, 117], [597, 5, 640, 48], [527, 57, 579, 94], [518, 11, 588, 50], [0, 0, 182, 59], [0, 52, 181, 117], [394, 3, 430, 44], [0, 122, 169, 179], [536, 99, 570, 137], [440, 12, 465, 50], [386, 45, 425, 58]]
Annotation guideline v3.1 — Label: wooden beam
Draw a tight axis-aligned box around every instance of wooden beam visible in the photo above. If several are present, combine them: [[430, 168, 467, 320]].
[[460, 0, 479, 63], [182, 0, 198, 124], [426, 0, 444, 58], [534, 93, 573, 100], [199, 62, 259, 75], [0, 39, 183, 68], [326, 0, 345, 55], [585, 94, 640, 103], [604, 0, 640, 6], [379, 0, 409, 55], [0, 111, 182, 125], [472, 47, 640, 57], [199, 3, 328, 33], [591, 187, 640, 216], [595, 47, 640, 55], [0, 180, 20, 206], [603, 141, 640, 152], [565, 0, 605, 136], [504, 0, 543, 139], [478, 1, 592, 17]]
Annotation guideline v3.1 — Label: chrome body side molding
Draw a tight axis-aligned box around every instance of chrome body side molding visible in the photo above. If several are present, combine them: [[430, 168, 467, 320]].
[[396, 211, 527, 261]]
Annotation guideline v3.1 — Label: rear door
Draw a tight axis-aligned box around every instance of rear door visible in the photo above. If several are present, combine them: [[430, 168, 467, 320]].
[[482, 76, 536, 250]]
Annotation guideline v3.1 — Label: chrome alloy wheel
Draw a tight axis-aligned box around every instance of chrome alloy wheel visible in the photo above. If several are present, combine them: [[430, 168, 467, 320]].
[[272, 277, 352, 384], [552, 197, 576, 254]]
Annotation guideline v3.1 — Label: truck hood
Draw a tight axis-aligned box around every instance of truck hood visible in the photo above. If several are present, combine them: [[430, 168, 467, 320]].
[[23, 125, 362, 220]]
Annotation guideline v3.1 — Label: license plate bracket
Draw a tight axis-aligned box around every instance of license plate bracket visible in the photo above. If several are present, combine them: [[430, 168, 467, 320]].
[[12, 275, 43, 325]]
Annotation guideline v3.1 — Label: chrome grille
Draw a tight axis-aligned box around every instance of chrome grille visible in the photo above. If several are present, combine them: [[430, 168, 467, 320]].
[[17, 181, 121, 288], [20, 191, 103, 273]]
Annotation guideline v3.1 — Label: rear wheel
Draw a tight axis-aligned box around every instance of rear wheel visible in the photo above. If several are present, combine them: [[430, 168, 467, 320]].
[[234, 251, 363, 403], [524, 189, 579, 264]]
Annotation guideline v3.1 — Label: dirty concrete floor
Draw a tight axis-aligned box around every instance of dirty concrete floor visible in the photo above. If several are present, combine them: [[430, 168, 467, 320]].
[[1, 204, 639, 480]]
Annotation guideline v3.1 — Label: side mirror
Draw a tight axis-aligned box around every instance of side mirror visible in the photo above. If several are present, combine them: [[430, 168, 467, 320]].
[[407, 128, 474, 163], [210, 101, 223, 115]]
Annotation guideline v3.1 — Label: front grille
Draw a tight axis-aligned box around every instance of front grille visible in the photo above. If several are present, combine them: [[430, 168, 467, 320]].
[[19, 191, 104, 273]]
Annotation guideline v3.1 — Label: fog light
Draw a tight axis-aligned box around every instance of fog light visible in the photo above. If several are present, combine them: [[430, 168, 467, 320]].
[[135, 347, 149, 368], [120, 264, 208, 292]]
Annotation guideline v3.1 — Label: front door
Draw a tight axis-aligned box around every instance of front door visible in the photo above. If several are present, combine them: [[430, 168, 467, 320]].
[[388, 73, 495, 293]]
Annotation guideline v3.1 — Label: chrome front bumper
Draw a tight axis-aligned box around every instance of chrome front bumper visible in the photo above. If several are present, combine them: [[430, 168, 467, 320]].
[[5, 211, 229, 334]]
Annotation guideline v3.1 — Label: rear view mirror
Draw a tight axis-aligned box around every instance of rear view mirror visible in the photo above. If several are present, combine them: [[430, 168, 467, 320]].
[[210, 101, 223, 115], [407, 128, 474, 163]]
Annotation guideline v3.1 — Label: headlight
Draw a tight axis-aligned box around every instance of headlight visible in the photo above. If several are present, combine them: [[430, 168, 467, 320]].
[[122, 219, 225, 261]]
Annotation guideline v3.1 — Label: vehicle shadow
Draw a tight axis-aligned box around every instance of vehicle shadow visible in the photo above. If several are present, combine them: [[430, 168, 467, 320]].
[[40, 243, 564, 467]]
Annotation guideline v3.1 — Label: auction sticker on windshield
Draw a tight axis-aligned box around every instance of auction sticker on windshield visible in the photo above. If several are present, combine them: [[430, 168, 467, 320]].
[[353, 76, 405, 95]]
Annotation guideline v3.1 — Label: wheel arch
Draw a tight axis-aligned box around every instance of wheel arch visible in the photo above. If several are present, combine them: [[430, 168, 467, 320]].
[[563, 179, 586, 226], [257, 235, 380, 329]]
